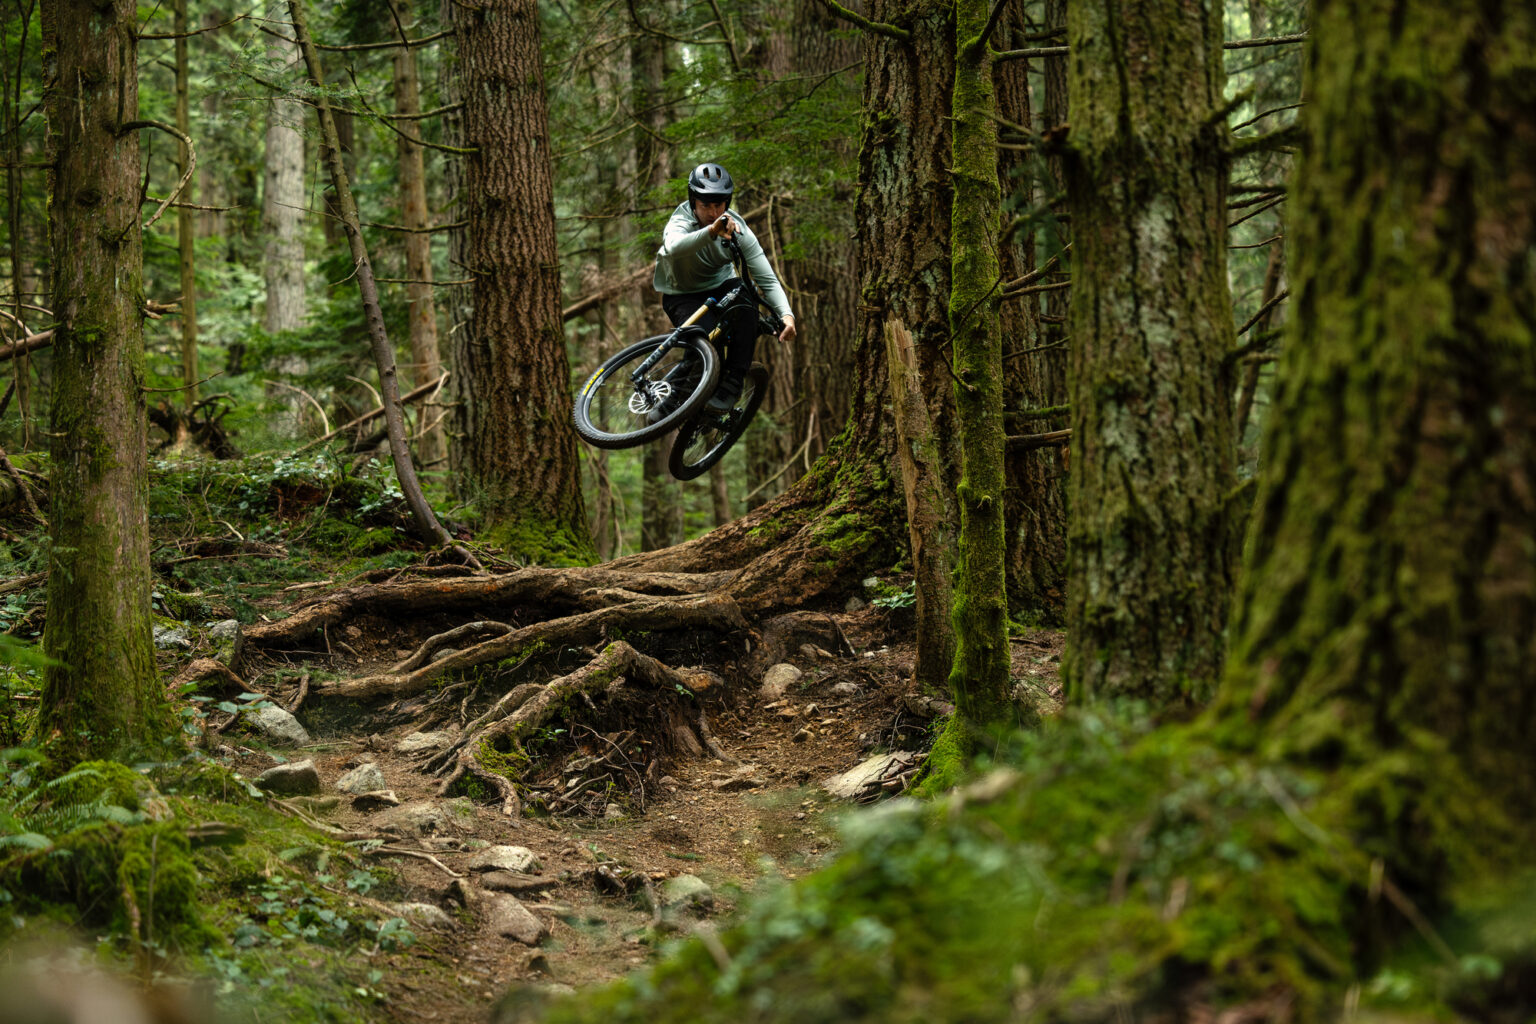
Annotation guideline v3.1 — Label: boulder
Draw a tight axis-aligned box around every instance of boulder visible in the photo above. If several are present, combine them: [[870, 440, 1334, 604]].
[[254, 759, 320, 796], [390, 902, 454, 930], [660, 874, 714, 915], [335, 762, 387, 794], [374, 800, 451, 836], [759, 663, 802, 699], [467, 845, 540, 873], [246, 706, 311, 746], [486, 895, 548, 945], [394, 730, 453, 754], [153, 625, 193, 651]]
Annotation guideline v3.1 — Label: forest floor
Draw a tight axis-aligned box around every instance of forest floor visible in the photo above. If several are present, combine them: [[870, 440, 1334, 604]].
[[203, 576, 1064, 1023]]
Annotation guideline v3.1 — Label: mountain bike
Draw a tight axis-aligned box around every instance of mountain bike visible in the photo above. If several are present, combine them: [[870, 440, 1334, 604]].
[[572, 235, 783, 478]]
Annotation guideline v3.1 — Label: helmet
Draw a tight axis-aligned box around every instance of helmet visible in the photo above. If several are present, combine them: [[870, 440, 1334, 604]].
[[687, 162, 734, 210]]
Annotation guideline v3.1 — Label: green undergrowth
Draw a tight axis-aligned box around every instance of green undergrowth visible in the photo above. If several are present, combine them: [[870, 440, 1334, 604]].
[[0, 749, 424, 1022], [542, 708, 1532, 1024]]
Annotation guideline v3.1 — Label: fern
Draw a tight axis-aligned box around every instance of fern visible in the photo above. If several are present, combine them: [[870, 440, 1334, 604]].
[[0, 765, 147, 854]]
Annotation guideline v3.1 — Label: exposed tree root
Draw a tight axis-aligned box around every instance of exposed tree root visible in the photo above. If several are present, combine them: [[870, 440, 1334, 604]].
[[312, 592, 747, 700], [435, 640, 724, 817], [243, 565, 734, 651], [169, 658, 253, 693], [389, 620, 513, 673]]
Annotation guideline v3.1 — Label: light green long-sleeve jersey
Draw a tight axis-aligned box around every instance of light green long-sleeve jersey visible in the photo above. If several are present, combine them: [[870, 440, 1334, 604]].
[[652, 202, 793, 319]]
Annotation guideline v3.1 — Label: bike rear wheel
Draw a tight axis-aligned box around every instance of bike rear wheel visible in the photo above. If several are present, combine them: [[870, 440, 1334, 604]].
[[668, 362, 769, 480], [572, 330, 719, 450]]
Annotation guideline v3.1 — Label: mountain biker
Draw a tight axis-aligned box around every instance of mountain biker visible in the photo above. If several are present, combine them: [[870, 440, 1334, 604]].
[[653, 162, 797, 410]]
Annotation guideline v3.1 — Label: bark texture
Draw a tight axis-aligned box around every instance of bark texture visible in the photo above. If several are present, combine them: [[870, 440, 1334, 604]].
[[1062, 0, 1237, 704], [946, 1, 1013, 727], [447, 0, 592, 563], [391, 0, 445, 467], [1220, 0, 1536, 820], [261, 10, 306, 335], [38, 0, 162, 758]]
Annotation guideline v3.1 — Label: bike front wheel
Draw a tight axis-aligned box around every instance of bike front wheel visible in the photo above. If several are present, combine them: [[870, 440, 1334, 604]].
[[573, 330, 720, 450], [668, 363, 769, 480]]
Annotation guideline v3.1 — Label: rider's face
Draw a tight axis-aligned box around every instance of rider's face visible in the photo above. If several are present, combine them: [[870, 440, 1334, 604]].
[[693, 198, 728, 225]]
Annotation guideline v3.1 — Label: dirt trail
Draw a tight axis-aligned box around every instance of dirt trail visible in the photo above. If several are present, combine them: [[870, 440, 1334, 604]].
[[222, 596, 1062, 1023]]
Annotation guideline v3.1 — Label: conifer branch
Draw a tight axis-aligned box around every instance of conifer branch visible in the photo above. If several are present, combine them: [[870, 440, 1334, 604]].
[[813, 0, 911, 42]]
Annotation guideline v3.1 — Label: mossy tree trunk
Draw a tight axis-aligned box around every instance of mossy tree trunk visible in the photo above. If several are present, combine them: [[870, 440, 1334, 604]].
[[1220, 0, 1536, 823], [447, 0, 593, 564], [946, 0, 1017, 730], [1061, 0, 1237, 705], [37, 0, 163, 760]]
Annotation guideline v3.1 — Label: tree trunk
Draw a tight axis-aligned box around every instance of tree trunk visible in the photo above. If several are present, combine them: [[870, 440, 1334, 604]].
[[946, 0, 1016, 729], [1220, 0, 1536, 821], [447, 0, 593, 564], [1061, 0, 1237, 705], [262, 13, 305, 336], [173, 0, 199, 416], [862, 0, 959, 688], [37, 0, 162, 760], [390, 0, 446, 468]]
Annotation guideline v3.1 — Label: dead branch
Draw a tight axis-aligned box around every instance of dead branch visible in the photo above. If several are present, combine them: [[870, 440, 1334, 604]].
[[436, 640, 725, 816], [168, 658, 252, 692], [295, 372, 448, 453], [243, 565, 734, 651], [313, 592, 746, 700]]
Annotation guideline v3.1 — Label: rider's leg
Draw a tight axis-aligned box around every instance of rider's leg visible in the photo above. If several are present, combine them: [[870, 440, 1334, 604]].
[[707, 303, 760, 410]]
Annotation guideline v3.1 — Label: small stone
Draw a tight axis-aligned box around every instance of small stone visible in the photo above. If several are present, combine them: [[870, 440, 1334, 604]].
[[390, 902, 454, 929], [792, 728, 812, 743], [487, 895, 548, 945], [659, 776, 680, 787], [798, 644, 822, 660], [246, 706, 311, 746], [604, 803, 625, 819], [660, 874, 714, 915], [831, 681, 861, 697], [467, 845, 541, 873], [351, 789, 400, 811], [335, 762, 387, 794], [153, 625, 193, 650], [759, 663, 803, 699], [394, 730, 453, 754], [254, 759, 320, 796], [209, 619, 241, 642], [861, 576, 881, 591], [844, 595, 868, 613], [430, 647, 460, 663], [480, 871, 558, 895], [374, 800, 451, 836]]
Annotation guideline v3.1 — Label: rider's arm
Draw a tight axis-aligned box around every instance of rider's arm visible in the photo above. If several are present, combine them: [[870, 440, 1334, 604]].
[[734, 227, 793, 321], [657, 205, 716, 261]]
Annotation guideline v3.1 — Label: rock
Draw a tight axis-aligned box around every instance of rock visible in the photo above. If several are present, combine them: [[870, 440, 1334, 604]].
[[660, 874, 714, 915], [792, 728, 812, 743], [394, 730, 453, 754], [246, 706, 311, 746], [335, 762, 387, 794], [759, 663, 803, 699], [430, 647, 460, 663], [844, 595, 868, 613], [604, 803, 625, 820], [831, 680, 861, 697], [351, 790, 400, 811], [480, 871, 558, 895], [374, 800, 451, 836], [467, 845, 541, 873], [487, 895, 548, 945], [153, 625, 193, 650], [861, 576, 881, 591], [823, 751, 920, 800], [390, 902, 454, 929], [209, 619, 241, 643], [711, 764, 765, 792], [254, 759, 320, 796], [658, 776, 680, 787]]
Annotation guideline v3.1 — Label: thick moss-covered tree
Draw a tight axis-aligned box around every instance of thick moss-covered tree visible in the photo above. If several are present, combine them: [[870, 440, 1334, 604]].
[[36, 0, 162, 759], [1062, 0, 1237, 704], [447, 0, 592, 563]]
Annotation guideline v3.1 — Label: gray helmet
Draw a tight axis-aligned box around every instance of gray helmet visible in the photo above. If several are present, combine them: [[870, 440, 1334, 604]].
[[687, 162, 734, 210]]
